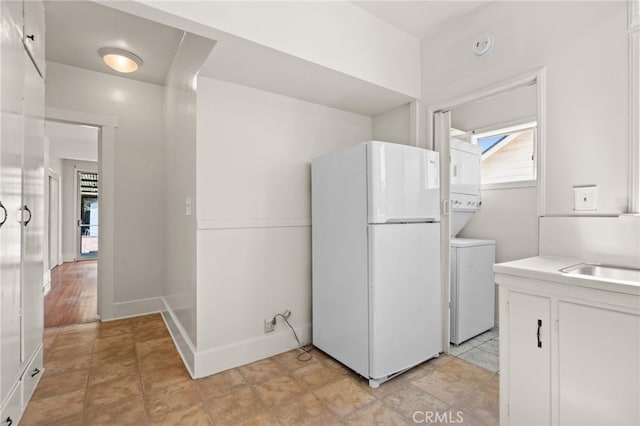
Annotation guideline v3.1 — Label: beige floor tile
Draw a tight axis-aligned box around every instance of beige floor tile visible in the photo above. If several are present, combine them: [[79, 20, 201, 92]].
[[456, 376, 499, 426], [383, 383, 449, 419], [92, 344, 136, 365], [196, 368, 247, 399], [31, 369, 89, 400], [94, 333, 135, 352], [137, 350, 183, 372], [238, 358, 285, 384], [274, 349, 320, 371], [253, 374, 307, 408], [84, 394, 147, 426], [437, 357, 494, 387], [44, 351, 92, 376], [292, 361, 343, 390], [141, 362, 192, 393], [437, 406, 487, 426], [148, 402, 213, 425], [20, 389, 85, 424], [206, 385, 264, 425], [345, 401, 410, 425], [235, 410, 281, 426], [134, 324, 171, 343], [314, 378, 376, 417], [47, 338, 95, 357], [23, 412, 83, 426], [144, 379, 201, 420], [96, 320, 133, 338], [88, 356, 138, 385], [412, 370, 474, 406], [274, 393, 338, 426], [85, 374, 143, 411], [135, 336, 175, 357]]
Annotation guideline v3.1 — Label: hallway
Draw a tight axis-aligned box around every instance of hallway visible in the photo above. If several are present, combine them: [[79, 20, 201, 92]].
[[44, 261, 98, 328]]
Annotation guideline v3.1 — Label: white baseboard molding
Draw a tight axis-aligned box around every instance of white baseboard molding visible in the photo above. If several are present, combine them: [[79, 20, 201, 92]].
[[193, 325, 311, 379], [111, 297, 163, 320], [43, 270, 51, 296], [160, 299, 197, 378]]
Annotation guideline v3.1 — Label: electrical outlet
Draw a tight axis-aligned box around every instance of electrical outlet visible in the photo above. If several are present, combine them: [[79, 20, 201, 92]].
[[264, 318, 275, 333], [574, 185, 597, 211]]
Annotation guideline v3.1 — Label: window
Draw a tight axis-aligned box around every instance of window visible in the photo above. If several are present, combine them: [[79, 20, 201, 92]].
[[471, 121, 537, 187]]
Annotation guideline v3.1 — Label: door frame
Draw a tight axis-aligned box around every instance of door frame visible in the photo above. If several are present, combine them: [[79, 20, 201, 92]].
[[75, 168, 99, 260], [426, 67, 546, 353], [47, 169, 61, 268], [45, 107, 117, 320]]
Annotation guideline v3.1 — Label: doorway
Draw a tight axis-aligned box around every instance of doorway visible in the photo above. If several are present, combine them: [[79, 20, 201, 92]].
[[44, 120, 100, 327], [78, 171, 99, 260]]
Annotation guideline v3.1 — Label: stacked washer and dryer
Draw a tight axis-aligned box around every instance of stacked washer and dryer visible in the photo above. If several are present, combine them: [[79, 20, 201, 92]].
[[449, 139, 496, 345]]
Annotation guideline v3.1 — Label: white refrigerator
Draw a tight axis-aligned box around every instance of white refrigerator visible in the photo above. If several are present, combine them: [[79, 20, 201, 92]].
[[312, 141, 441, 388]]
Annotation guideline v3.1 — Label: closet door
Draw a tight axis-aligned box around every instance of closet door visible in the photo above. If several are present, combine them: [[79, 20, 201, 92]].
[[0, 3, 25, 399], [21, 52, 45, 362]]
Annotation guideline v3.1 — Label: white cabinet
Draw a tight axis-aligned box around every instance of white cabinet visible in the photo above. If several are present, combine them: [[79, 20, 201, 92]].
[[497, 261, 640, 426], [23, 0, 45, 77], [0, 0, 45, 423], [503, 291, 551, 426]]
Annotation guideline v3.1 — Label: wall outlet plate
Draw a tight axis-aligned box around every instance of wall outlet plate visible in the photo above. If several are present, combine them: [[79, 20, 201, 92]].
[[574, 185, 597, 211], [264, 318, 275, 333]]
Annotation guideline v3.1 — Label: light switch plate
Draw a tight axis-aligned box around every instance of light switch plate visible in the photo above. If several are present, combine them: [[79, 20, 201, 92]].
[[574, 185, 597, 211]]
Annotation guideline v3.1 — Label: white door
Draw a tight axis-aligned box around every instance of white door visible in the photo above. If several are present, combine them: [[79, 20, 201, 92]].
[[367, 142, 440, 224], [507, 291, 551, 426], [368, 223, 441, 379], [48, 175, 60, 269]]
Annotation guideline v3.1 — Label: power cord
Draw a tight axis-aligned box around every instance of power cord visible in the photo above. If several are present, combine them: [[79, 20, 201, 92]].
[[273, 313, 313, 361]]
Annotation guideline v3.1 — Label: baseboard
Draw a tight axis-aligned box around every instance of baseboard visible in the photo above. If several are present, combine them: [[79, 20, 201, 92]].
[[193, 324, 311, 379], [43, 270, 51, 296], [160, 299, 196, 378], [111, 297, 163, 319]]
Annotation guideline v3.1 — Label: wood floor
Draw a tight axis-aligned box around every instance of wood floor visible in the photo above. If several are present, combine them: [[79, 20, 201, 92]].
[[44, 260, 98, 328]]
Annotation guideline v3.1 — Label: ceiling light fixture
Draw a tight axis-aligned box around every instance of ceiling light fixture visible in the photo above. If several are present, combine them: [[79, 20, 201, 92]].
[[98, 47, 143, 73]]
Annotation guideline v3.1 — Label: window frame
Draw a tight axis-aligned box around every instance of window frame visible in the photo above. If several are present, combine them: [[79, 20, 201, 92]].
[[470, 118, 538, 191]]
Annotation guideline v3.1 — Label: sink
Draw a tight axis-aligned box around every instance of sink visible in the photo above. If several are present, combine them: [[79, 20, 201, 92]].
[[560, 263, 640, 284]]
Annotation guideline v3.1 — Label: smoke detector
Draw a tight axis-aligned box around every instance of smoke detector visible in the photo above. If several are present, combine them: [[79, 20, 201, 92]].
[[473, 35, 494, 57]]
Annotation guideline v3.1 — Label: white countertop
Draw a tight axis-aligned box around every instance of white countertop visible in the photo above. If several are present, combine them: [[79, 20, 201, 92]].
[[493, 256, 640, 296]]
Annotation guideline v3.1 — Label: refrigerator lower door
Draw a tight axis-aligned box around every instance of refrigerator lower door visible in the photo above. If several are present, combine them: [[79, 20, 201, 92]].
[[368, 223, 441, 379]]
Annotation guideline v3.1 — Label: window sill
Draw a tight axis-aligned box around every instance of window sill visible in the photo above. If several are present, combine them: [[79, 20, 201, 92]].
[[481, 180, 537, 191]]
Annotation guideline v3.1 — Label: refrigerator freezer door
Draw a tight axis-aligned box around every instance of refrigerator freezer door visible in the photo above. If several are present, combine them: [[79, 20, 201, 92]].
[[367, 142, 440, 224], [368, 223, 441, 379]]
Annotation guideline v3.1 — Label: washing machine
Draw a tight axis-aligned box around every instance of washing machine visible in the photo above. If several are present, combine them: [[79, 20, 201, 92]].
[[450, 237, 496, 345]]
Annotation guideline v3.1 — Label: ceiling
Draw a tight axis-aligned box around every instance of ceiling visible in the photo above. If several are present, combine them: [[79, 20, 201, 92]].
[[352, 1, 491, 39], [44, 1, 490, 116], [44, 0, 184, 85]]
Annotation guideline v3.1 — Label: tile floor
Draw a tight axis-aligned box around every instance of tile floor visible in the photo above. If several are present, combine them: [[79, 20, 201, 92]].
[[24, 314, 499, 425], [449, 329, 499, 373]]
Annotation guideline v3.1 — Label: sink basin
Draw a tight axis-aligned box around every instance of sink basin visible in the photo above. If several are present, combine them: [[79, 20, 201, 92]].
[[560, 263, 640, 284]]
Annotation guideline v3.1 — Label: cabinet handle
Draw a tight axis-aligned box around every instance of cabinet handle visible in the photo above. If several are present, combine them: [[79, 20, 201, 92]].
[[0, 201, 7, 228], [537, 319, 542, 348], [23, 205, 32, 227], [31, 367, 41, 377], [5, 417, 12, 426], [26, 34, 35, 41]]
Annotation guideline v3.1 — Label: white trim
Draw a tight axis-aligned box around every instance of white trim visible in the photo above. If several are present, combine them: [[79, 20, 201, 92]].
[[629, 31, 640, 213], [112, 297, 163, 319], [43, 270, 51, 296], [197, 218, 311, 230], [470, 117, 537, 139], [482, 180, 537, 191], [160, 298, 196, 377], [44, 107, 117, 320], [193, 325, 311, 379], [630, 0, 640, 32], [62, 252, 75, 263]]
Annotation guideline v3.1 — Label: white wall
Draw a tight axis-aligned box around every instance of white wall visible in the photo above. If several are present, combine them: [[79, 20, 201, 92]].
[[423, 0, 628, 216], [194, 77, 372, 376], [60, 159, 97, 262], [162, 32, 215, 373], [45, 61, 165, 317], [46, 120, 98, 162], [372, 103, 411, 145], [116, 1, 420, 98]]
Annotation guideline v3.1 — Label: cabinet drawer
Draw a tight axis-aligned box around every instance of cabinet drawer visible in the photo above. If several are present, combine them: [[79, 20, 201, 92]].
[[22, 345, 43, 405], [0, 382, 22, 426]]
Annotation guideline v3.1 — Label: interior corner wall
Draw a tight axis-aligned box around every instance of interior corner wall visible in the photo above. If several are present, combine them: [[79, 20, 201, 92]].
[[422, 0, 628, 216], [162, 33, 215, 363], [194, 77, 372, 376], [372, 103, 412, 145], [45, 61, 165, 318]]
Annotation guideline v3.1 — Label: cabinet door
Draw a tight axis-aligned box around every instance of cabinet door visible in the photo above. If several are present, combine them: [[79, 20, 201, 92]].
[[0, 2, 25, 401], [507, 291, 551, 425], [23, 0, 45, 77], [21, 54, 44, 363], [558, 302, 640, 425]]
